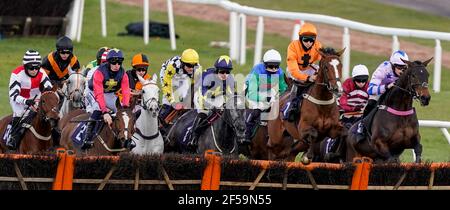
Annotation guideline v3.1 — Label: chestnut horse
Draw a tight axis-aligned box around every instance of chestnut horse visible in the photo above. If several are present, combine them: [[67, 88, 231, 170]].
[[60, 107, 135, 156], [0, 91, 60, 154], [268, 47, 345, 163], [345, 58, 432, 163]]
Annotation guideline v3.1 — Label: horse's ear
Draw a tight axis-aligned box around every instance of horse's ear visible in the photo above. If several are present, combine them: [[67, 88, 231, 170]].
[[137, 74, 147, 85], [316, 48, 326, 58], [422, 57, 433, 67], [336, 48, 346, 57], [401, 58, 413, 67], [151, 74, 158, 84]]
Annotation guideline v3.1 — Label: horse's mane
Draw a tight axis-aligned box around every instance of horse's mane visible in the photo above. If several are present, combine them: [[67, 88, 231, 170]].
[[319, 47, 338, 56]]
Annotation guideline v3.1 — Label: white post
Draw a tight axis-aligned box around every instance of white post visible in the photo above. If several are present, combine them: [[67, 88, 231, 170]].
[[392, 35, 400, 53], [291, 20, 301, 41], [143, 0, 149, 45], [229, 12, 238, 60], [76, 0, 85, 42], [69, 0, 81, 39], [100, 0, 107, 37], [441, 128, 450, 145], [254, 16, 264, 66], [167, 0, 176, 50], [239, 13, 246, 65], [434, 39, 442, 93], [342, 27, 351, 80]]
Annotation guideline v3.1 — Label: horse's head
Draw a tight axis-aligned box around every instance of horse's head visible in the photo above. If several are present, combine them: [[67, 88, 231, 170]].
[[224, 95, 246, 142], [112, 108, 136, 150], [39, 91, 60, 128], [138, 75, 160, 117], [401, 58, 432, 106], [317, 47, 345, 96], [65, 73, 86, 108]]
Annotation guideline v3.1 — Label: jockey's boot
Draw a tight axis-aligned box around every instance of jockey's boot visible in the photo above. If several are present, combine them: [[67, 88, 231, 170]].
[[244, 109, 261, 145], [187, 112, 208, 150], [6, 111, 37, 150], [283, 85, 305, 122], [6, 117, 22, 150], [355, 122, 366, 143], [81, 111, 101, 150]]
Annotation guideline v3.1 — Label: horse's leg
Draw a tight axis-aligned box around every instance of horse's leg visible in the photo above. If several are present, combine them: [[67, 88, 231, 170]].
[[297, 126, 318, 164], [413, 142, 423, 163], [412, 133, 422, 163], [267, 118, 286, 160], [374, 139, 392, 162]]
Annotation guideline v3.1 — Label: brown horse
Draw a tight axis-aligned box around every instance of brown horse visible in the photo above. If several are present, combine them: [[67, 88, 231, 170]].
[[60, 107, 136, 156], [0, 91, 60, 154], [268, 47, 345, 163], [345, 58, 432, 163], [243, 107, 294, 160]]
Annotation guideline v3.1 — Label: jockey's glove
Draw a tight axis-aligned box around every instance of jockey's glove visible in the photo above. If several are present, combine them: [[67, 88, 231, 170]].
[[25, 99, 35, 106]]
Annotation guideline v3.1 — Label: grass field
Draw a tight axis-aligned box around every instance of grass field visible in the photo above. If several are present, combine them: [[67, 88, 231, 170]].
[[0, 0, 448, 161]]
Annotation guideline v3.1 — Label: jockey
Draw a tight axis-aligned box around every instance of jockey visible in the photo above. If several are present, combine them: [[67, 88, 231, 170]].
[[338, 64, 369, 127], [83, 48, 131, 150], [159, 49, 202, 122], [356, 50, 409, 142], [119, 53, 152, 113], [243, 49, 288, 145], [283, 22, 322, 122], [41, 36, 81, 86], [6, 50, 53, 150], [82, 46, 109, 77], [127, 53, 152, 94], [188, 55, 236, 149]]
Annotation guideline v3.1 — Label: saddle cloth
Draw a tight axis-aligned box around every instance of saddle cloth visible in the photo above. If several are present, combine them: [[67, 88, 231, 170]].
[[1, 120, 13, 143], [71, 121, 103, 145]]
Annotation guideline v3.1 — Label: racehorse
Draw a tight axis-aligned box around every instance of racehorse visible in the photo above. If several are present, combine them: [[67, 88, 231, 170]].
[[60, 107, 136, 156], [345, 58, 432, 163], [59, 73, 85, 116], [268, 47, 345, 163], [130, 76, 164, 155], [166, 95, 246, 156], [0, 91, 60, 154]]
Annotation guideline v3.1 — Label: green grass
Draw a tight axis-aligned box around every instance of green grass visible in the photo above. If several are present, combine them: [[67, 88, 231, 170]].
[[234, 0, 450, 51], [0, 0, 448, 161]]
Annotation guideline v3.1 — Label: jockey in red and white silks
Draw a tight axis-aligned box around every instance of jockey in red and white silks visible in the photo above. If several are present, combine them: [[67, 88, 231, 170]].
[[6, 50, 53, 150], [9, 50, 53, 118]]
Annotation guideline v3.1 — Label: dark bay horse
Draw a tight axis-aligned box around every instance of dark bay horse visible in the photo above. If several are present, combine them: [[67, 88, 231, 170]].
[[60, 107, 136, 156], [345, 58, 432, 163], [166, 95, 246, 156], [268, 47, 345, 163], [0, 91, 60, 154]]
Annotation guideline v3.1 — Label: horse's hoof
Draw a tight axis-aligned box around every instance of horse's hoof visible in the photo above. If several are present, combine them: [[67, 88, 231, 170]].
[[301, 156, 311, 165]]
